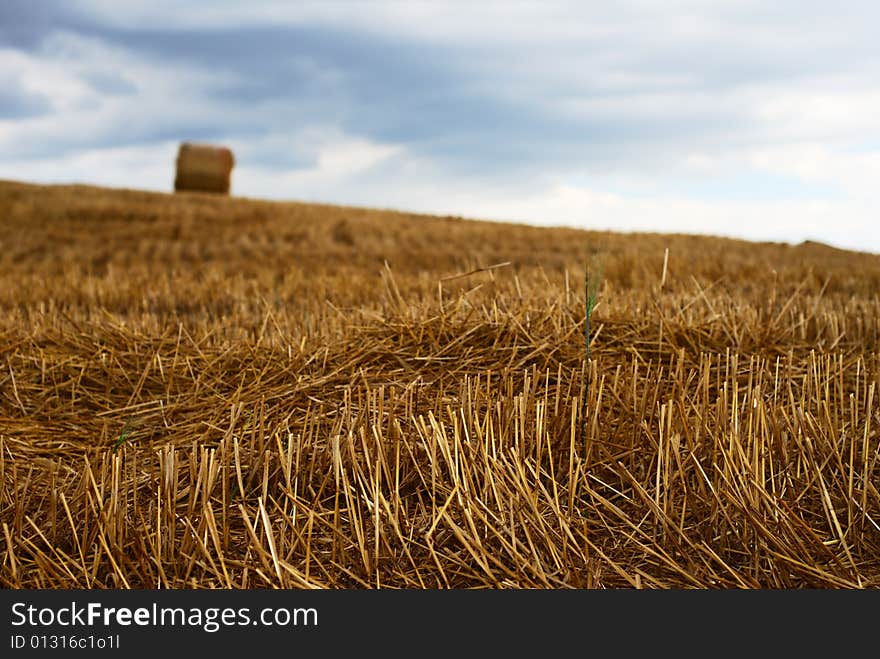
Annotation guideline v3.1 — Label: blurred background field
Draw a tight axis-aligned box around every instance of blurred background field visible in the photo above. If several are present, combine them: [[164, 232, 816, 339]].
[[1, 179, 879, 588]]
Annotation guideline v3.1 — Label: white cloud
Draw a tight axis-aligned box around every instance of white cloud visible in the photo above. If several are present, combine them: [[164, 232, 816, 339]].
[[0, 141, 178, 190], [232, 130, 403, 200], [749, 143, 880, 200], [0, 48, 89, 111], [0, 32, 249, 159]]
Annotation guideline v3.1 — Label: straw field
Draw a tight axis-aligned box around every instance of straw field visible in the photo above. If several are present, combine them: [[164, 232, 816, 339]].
[[1, 179, 879, 588]]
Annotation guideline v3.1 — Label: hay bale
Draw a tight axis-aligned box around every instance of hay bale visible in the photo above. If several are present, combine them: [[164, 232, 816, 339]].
[[174, 142, 235, 194]]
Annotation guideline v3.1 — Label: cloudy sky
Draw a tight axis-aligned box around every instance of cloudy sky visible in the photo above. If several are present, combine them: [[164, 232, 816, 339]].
[[2, 1, 879, 252]]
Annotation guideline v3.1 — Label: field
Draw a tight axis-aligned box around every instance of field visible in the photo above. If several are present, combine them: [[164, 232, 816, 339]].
[[1, 178, 879, 589]]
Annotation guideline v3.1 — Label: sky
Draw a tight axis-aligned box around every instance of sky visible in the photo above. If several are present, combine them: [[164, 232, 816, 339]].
[[2, 1, 879, 253]]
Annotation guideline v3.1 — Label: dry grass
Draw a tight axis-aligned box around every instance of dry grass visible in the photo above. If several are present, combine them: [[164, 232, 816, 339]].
[[1, 178, 879, 589]]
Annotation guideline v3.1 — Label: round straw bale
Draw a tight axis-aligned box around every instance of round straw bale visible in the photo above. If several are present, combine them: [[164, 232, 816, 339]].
[[174, 142, 235, 194]]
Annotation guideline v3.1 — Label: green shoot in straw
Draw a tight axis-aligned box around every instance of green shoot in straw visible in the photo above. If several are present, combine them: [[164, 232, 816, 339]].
[[112, 419, 134, 453], [581, 258, 602, 450]]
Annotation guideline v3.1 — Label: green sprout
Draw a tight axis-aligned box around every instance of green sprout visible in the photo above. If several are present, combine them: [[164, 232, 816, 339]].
[[584, 266, 601, 364], [112, 419, 134, 453], [581, 257, 602, 450]]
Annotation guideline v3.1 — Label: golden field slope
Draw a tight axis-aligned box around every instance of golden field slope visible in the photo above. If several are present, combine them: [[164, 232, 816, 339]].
[[1, 178, 879, 588]]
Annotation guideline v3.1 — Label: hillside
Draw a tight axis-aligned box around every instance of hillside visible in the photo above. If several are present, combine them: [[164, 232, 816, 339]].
[[1, 179, 879, 588]]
